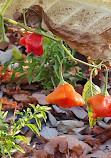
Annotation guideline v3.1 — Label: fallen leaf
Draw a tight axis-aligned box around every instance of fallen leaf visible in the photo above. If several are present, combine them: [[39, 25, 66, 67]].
[[13, 93, 38, 106], [97, 120, 108, 129], [85, 126, 111, 147], [40, 126, 58, 139], [69, 106, 88, 119], [22, 149, 48, 158], [32, 93, 49, 105], [88, 150, 110, 158], [0, 98, 17, 110], [14, 144, 48, 158], [44, 136, 68, 155], [0, 65, 28, 84], [84, 135, 100, 147], [71, 144, 83, 157], [44, 135, 92, 157], [66, 135, 92, 154], [89, 125, 104, 135], [21, 83, 40, 90], [104, 117, 111, 123], [4, 85, 30, 96], [0, 42, 9, 51], [57, 120, 84, 132], [0, 49, 13, 65], [73, 126, 87, 134], [48, 112, 57, 127], [100, 139, 111, 152], [52, 104, 67, 114]]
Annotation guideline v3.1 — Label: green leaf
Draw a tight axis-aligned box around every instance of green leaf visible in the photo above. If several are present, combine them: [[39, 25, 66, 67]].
[[82, 80, 101, 127], [15, 111, 23, 116], [29, 103, 35, 109], [82, 80, 101, 104], [14, 144, 25, 153], [41, 111, 47, 122], [0, 101, 2, 112], [35, 117, 41, 130], [41, 106, 51, 111], [26, 124, 40, 136], [15, 135, 30, 145], [1, 60, 10, 72], [2, 111, 8, 120]]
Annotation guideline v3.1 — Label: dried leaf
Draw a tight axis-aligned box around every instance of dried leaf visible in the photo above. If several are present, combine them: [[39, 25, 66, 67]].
[[85, 126, 111, 147], [66, 135, 92, 154], [88, 150, 110, 158], [23, 149, 48, 158], [5, 85, 30, 96], [0, 98, 17, 110], [69, 106, 87, 119], [0, 42, 9, 50], [44, 136, 68, 155], [0, 65, 28, 84], [44, 135, 92, 157], [14, 144, 48, 158], [32, 93, 49, 105], [89, 125, 104, 135], [48, 112, 57, 127], [57, 120, 84, 132], [40, 126, 58, 139], [0, 49, 13, 65], [13, 94, 38, 106]]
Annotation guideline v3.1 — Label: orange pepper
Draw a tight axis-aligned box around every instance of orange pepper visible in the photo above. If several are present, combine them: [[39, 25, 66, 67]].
[[46, 83, 85, 108], [88, 94, 111, 119]]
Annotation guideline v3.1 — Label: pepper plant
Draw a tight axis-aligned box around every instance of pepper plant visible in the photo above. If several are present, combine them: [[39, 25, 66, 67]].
[[0, 102, 51, 157], [0, 0, 111, 129]]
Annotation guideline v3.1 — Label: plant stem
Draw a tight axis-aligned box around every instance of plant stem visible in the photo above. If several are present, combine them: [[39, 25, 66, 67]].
[[0, 15, 9, 44], [61, 44, 99, 68], [0, 0, 12, 15], [101, 64, 109, 96], [90, 68, 96, 96], [59, 61, 67, 85], [4, 17, 101, 69], [22, 9, 27, 27], [3, 17, 61, 43]]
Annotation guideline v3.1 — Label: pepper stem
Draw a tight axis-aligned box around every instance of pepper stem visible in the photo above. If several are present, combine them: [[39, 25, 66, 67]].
[[90, 68, 96, 96], [57, 57, 67, 85], [101, 64, 109, 96]]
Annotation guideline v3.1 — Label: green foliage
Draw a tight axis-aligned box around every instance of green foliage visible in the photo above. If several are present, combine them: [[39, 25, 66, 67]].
[[82, 80, 101, 127], [2, 33, 86, 89], [0, 102, 51, 157]]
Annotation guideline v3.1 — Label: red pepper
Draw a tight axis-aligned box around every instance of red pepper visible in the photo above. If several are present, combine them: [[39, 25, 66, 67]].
[[88, 94, 111, 119], [20, 33, 43, 56], [46, 83, 85, 108]]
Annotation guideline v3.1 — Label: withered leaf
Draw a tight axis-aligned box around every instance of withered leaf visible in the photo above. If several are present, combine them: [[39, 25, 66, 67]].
[[0, 98, 17, 110], [13, 94, 38, 106], [0, 65, 28, 84], [32, 93, 49, 105], [44, 135, 92, 157], [44, 136, 68, 155]]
